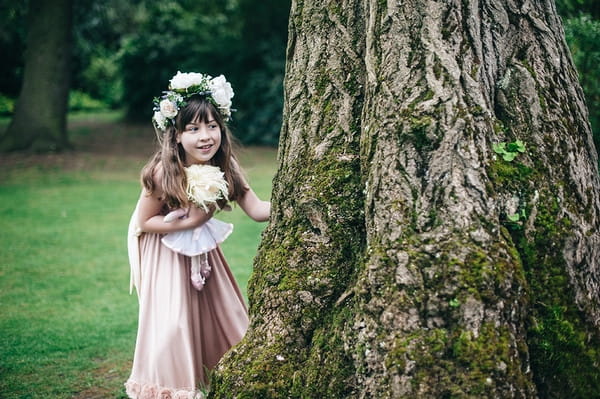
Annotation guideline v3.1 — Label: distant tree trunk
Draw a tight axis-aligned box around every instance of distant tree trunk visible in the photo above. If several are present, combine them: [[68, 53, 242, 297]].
[[212, 0, 600, 397], [1, 0, 73, 152]]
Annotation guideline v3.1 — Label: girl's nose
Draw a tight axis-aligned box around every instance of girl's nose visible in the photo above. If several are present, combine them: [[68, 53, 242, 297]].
[[196, 128, 210, 140]]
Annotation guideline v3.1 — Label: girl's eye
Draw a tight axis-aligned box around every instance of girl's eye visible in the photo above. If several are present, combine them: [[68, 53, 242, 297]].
[[209, 124, 218, 129], [186, 126, 199, 132]]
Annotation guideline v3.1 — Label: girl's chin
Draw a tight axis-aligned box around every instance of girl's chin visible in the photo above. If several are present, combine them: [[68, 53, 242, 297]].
[[188, 153, 216, 164]]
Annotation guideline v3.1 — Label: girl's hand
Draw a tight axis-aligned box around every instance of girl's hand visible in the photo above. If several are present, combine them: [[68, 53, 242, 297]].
[[163, 208, 189, 223], [137, 190, 214, 233]]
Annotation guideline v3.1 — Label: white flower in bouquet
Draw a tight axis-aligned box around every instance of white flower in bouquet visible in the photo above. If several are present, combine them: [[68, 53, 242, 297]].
[[185, 164, 229, 211]]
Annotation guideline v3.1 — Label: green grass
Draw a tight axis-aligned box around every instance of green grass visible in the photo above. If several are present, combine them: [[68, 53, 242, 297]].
[[0, 109, 125, 130], [0, 118, 277, 398]]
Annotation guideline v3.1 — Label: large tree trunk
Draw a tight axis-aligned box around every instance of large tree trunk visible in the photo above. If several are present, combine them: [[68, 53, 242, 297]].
[[1, 0, 73, 152], [212, 0, 600, 397]]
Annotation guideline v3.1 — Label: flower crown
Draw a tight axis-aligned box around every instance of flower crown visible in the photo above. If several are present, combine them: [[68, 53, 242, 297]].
[[152, 71, 235, 131]]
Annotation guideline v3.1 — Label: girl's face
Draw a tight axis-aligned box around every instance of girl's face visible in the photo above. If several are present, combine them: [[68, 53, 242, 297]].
[[177, 113, 222, 165]]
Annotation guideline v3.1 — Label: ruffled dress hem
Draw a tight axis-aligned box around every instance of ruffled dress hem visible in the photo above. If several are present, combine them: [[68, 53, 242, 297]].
[[125, 379, 205, 399]]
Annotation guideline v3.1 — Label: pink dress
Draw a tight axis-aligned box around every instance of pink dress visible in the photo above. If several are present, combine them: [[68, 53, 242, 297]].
[[125, 202, 248, 399]]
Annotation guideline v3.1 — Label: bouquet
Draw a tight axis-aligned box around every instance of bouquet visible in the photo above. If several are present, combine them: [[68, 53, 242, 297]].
[[161, 165, 233, 291], [185, 164, 229, 211]]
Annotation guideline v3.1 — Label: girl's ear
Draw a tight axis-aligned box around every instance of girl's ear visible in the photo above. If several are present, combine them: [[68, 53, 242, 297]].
[[176, 132, 182, 144]]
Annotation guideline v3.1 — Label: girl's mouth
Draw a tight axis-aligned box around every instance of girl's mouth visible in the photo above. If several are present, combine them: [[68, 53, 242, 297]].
[[198, 144, 212, 150]]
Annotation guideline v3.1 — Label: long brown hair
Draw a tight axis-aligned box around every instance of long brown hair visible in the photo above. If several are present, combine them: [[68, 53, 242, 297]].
[[141, 96, 247, 209]]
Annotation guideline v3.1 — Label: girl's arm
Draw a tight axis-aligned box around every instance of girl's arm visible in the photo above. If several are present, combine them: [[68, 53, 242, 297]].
[[137, 188, 214, 234], [237, 187, 271, 222], [231, 158, 271, 222]]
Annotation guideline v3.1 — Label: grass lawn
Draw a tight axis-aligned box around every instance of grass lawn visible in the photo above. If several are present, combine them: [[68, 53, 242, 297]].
[[0, 113, 277, 398]]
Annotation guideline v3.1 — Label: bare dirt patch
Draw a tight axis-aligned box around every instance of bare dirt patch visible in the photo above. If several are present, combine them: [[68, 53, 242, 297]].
[[72, 358, 132, 399], [0, 118, 158, 182]]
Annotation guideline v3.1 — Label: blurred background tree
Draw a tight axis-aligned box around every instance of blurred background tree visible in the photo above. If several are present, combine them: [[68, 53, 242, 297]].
[[0, 0, 73, 152], [0, 0, 597, 150]]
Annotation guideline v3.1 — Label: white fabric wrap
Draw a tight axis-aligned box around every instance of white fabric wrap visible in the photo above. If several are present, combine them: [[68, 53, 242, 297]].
[[127, 202, 142, 297], [161, 218, 233, 256], [128, 200, 233, 296]]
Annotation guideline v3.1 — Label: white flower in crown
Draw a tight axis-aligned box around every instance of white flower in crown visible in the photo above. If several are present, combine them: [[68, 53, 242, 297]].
[[169, 71, 210, 92], [153, 110, 168, 130], [209, 75, 234, 109], [152, 71, 235, 131], [159, 99, 178, 118]]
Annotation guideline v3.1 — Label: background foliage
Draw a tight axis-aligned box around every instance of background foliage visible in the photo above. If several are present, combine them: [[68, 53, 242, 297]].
[[564, 14, 600, 153], [0, 0, 289, 146], [0, 0, 598, 150]]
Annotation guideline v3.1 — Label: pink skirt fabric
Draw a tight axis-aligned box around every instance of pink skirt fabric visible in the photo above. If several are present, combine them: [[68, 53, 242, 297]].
[[125, 231, 248, 398]]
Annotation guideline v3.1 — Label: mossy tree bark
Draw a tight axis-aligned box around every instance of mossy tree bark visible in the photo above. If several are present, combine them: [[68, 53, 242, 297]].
[[212, 0, 600, 397], [1, 0, 73, 152]]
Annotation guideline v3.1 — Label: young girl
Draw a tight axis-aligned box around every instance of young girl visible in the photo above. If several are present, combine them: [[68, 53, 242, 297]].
[[125, 71, 270, 399]]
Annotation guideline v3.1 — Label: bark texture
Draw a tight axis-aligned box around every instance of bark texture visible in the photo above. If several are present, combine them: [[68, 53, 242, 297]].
[[1, 0, 73, 152], [212, 0, 600, 397]]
